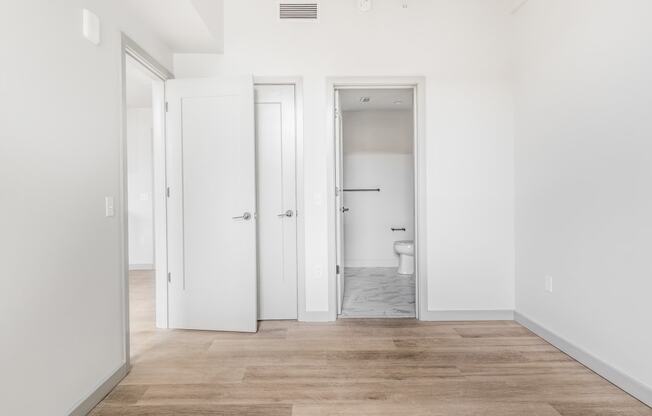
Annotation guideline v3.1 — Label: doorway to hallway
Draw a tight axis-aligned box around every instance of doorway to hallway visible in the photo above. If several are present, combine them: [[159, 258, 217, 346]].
[[123, 46, 169, 361]]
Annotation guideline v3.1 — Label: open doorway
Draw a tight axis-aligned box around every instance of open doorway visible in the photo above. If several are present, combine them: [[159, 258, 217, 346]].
[[125, 55, 158, 359], [334, 86, 420, 319], [121, 35, 172, 363]]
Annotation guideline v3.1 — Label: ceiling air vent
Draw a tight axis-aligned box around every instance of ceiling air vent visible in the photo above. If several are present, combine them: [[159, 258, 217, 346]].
[[279, 2, 318, 20]]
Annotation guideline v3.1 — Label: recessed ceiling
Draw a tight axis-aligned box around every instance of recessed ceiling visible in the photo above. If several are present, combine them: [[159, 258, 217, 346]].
[[123, 0, 223, 53], [339, 89, 414, 112], [126, 56, 155, 109]]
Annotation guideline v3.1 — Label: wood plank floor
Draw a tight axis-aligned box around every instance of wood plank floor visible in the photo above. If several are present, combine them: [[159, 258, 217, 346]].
[[91, 271, 652, 415]]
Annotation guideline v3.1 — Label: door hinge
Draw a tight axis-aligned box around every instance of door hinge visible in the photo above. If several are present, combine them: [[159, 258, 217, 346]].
[[166, 187, 170, 198], [167, 272, 171, 283], [165, 102, 169, 112], [336, 264, 340, 275]]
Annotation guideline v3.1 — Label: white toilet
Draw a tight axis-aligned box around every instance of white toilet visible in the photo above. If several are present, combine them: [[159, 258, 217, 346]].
[[394, 240, 415, 275]]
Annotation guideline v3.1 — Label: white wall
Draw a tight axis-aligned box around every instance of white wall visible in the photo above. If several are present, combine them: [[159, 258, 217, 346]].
[[0, 2, 171, 414], [127, 108, 154, 268], [514, 0, 652, 393], [343, 111, 414, 268], [174, 0, 516, 316], [343, 110, 414, 154]]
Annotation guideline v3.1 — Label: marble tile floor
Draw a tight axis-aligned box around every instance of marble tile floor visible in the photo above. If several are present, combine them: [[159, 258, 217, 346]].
[[340, 267, 416, 318]]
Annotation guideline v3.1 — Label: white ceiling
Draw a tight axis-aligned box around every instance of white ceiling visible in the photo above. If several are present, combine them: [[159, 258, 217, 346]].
[[123, 0, 223, 53], [126, 56, 154, 108], [339, 89, 414, 112]]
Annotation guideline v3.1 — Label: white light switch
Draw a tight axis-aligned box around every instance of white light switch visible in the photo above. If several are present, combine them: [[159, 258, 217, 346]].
[[83, 9, 101, 45], [105, 197, 115, 217]]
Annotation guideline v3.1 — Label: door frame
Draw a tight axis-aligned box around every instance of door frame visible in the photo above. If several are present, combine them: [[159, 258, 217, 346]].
[[253, 77, 305, 320], [326, 77, 427, 320], [119, 34, 173, 368]]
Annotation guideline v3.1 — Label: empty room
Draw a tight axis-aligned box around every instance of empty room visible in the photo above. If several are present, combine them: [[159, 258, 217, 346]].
[[1, 1, 651, 415]]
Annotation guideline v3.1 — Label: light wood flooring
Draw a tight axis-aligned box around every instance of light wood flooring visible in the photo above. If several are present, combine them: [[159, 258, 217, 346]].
[[91, 271, 651, 415]]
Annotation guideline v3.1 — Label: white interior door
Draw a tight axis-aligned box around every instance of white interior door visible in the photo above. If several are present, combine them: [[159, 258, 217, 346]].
[[255, 84, 297, 320], [166, 75, 257, 332], [335, 90, 345, 315]]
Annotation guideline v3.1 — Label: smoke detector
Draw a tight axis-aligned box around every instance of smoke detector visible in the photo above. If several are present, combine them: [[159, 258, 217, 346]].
[[358, 0, 372, 12]]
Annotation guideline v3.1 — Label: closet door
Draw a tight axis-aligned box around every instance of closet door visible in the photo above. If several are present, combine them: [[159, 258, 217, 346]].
[[255, 84, 298, 320]]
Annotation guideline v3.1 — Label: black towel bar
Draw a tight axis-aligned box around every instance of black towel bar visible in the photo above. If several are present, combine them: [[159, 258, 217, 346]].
[[343, 188, 380, 192]]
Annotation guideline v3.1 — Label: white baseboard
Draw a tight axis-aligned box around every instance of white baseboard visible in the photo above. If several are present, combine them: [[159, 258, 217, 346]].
[[68, 362, 128, 416], [344, 260, 398, 268], [303, 309, 514, 322], [420, 309, 514, 321], [129, 263, 154, 271], [299, 310, 335, 322], [515, 312, 652, 407]]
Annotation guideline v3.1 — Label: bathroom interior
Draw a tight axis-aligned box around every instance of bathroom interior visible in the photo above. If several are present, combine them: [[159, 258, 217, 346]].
[[338, 88, 416, 318]]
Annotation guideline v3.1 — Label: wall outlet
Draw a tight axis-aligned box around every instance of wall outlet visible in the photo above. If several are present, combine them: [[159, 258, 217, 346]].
[[313, 192, 323, 206], [314, 265, 324, 280], [105, 196, 115, 217], [545, 276, 553, 293]]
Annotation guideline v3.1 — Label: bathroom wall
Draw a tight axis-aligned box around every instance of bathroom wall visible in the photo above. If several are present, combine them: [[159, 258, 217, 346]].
[[342, 110, 414, 268], [127, 108, 154, 269]]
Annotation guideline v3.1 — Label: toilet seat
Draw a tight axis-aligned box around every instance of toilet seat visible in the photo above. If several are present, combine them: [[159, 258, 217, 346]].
[[394, 240, 414, 255], [394, 240, 414, 250]]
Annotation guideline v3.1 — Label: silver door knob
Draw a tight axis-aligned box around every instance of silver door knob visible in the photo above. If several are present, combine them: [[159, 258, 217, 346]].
[[277, 209, 294, 218], [232, 212, 252, 221]]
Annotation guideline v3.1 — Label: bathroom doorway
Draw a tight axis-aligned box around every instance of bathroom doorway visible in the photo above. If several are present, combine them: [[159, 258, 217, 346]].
[[334, 87, 417, 318]]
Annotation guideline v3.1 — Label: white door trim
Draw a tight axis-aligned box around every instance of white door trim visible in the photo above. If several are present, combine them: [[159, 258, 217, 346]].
[[326, 77, 428, 321], [119, 33, 173, 369], [253, 77, 306, 321]]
